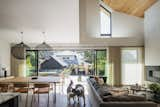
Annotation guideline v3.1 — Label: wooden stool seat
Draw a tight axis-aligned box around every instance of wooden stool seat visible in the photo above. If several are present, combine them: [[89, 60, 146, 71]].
[[0, 83, 9, 92], [14, 88, 28, 93], [34, 87, 50, 94]]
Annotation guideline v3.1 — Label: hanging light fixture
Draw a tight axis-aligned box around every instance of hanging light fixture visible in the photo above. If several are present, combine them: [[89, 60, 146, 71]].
[[11, 32, 30, 60], [35, 32, 52, 50]]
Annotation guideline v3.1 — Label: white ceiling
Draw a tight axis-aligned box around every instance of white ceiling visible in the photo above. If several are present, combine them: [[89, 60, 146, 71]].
[[0, 0, 79, 44]]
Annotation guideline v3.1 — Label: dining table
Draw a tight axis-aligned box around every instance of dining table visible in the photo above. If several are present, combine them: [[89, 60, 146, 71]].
[[0, 76, 61, 103]]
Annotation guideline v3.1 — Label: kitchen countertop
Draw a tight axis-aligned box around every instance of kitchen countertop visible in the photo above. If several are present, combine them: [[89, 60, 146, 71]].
[[0, 93, 19, 104]]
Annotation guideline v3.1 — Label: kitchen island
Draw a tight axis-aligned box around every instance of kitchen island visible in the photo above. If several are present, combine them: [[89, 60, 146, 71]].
[[0, 93, 19, 107]]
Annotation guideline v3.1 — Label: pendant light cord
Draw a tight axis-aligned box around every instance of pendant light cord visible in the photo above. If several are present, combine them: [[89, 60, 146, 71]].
[[42, 32, 46, 43], [20, 32, 24, 43]]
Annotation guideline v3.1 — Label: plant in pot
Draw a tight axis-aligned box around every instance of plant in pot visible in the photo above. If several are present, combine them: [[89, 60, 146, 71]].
[[149, 83, 160, 100]]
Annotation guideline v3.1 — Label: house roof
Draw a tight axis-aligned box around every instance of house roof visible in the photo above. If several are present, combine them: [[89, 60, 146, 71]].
[[39, 56, 67, 71]]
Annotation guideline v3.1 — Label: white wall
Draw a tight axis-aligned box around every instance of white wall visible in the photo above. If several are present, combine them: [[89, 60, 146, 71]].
[[0, 0, 144, 46], [0, 0, 79, 44], [144, 1, 160, 66], [80, 0, 144, 46], [0, 39, 10, 76]]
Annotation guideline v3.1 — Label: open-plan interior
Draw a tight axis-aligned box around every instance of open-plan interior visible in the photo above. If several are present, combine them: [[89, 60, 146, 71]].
[[0, 0, 160, 107]]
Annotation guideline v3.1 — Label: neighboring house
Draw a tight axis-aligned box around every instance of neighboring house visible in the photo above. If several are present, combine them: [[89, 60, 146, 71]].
[[56, 55, 79, 65], [39, 56, 67, 72]]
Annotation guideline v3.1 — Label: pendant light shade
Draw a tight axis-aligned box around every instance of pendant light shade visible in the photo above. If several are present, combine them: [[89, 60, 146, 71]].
[[35, 32, 52, 50], [35, 42, 52, 50], [11, 32, 30, 60]]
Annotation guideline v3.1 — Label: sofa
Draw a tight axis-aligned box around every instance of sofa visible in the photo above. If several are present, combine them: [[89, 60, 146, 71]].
[[87, 78, 157, 107]]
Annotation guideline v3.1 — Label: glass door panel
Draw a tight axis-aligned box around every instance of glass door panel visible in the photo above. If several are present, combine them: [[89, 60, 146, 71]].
[[26, 50, 38, 76], [26, 49, 107, 77], [95, 50, 106, 76]]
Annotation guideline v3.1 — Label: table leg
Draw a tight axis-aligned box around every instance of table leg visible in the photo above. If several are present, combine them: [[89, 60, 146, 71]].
[[54, 83, 56, 103]]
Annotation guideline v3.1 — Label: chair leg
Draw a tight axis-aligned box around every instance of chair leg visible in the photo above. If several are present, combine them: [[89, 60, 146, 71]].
[[20, 94, 22, 101], [62, 83, 63, 93], [54, 83, 56, 103], [31, 94, 33, 107], [83, 95, 86, 105], [38, 93, 39, 104], [59, 84, 60, 94], [48, 92, 49, 107], [32, 93, 37, 107], [25, 92, 28, 107]]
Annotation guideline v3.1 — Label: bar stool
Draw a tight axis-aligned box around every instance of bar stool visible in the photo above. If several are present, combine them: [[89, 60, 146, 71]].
[[31, 83, 51, 107], [13, 82, 29, 107], [0, 83, 9, 92]]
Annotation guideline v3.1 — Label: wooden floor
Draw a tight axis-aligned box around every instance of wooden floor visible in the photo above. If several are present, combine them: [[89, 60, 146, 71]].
[[13, 76, 160, 107], [19, 76, 91, 107]]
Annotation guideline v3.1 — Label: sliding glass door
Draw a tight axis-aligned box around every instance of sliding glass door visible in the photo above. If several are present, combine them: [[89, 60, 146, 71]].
[[26, 50, 38, 76], [26, 49, 107, 77], [95, 50, 107, 76]]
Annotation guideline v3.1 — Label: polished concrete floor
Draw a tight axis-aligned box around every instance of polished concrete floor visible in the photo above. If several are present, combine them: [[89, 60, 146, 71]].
[[19, 76, 91, 107]]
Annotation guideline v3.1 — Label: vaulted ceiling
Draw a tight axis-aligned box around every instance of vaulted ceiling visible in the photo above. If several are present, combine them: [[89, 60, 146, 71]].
[[103, 0, 157, 18]]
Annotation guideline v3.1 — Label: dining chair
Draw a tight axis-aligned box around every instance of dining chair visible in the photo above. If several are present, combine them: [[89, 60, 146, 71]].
[[13, 82, 29, 107], [57, 74, 65, 94], [31, 83, 51, 107], [0, 83, 9, 92]]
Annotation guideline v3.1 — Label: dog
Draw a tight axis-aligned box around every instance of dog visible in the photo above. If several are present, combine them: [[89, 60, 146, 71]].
[[67, 80, 76, 103], [67, 80, 85, 105], [73, 84, 85, 105]]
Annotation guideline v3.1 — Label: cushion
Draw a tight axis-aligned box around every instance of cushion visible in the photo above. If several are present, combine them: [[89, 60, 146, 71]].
[[93, 83, 100, 90], [110, 90, 129, 96], [89, 76, 95, 78], [94, 76, 99, 82], [90, 78, 100, 90], [89, 78, 96, 85], [34, 87, 50, 94], [98, 78, 104, 85], [14, 88, 28, 93], [97, 87, 112, 98]]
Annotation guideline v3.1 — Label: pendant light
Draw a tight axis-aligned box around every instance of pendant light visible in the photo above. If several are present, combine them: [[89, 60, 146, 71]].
[[35, 32, 52, 50], [11, 32, 30, 60]]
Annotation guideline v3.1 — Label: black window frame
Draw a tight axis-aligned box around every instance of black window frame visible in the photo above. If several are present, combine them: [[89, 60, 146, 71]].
[[26, 50, 39, 76], [26, 49, 107, 76], [100, 5, 112, 37], [94, 49, 107, 76]]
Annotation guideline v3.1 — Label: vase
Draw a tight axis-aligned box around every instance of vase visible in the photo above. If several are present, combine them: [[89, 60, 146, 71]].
[[4, 70, 7, 77], [102, 76, 107, 83]]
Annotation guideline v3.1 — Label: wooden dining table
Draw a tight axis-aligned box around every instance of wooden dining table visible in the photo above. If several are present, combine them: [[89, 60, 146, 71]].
[[0, 76, 61, 103]]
